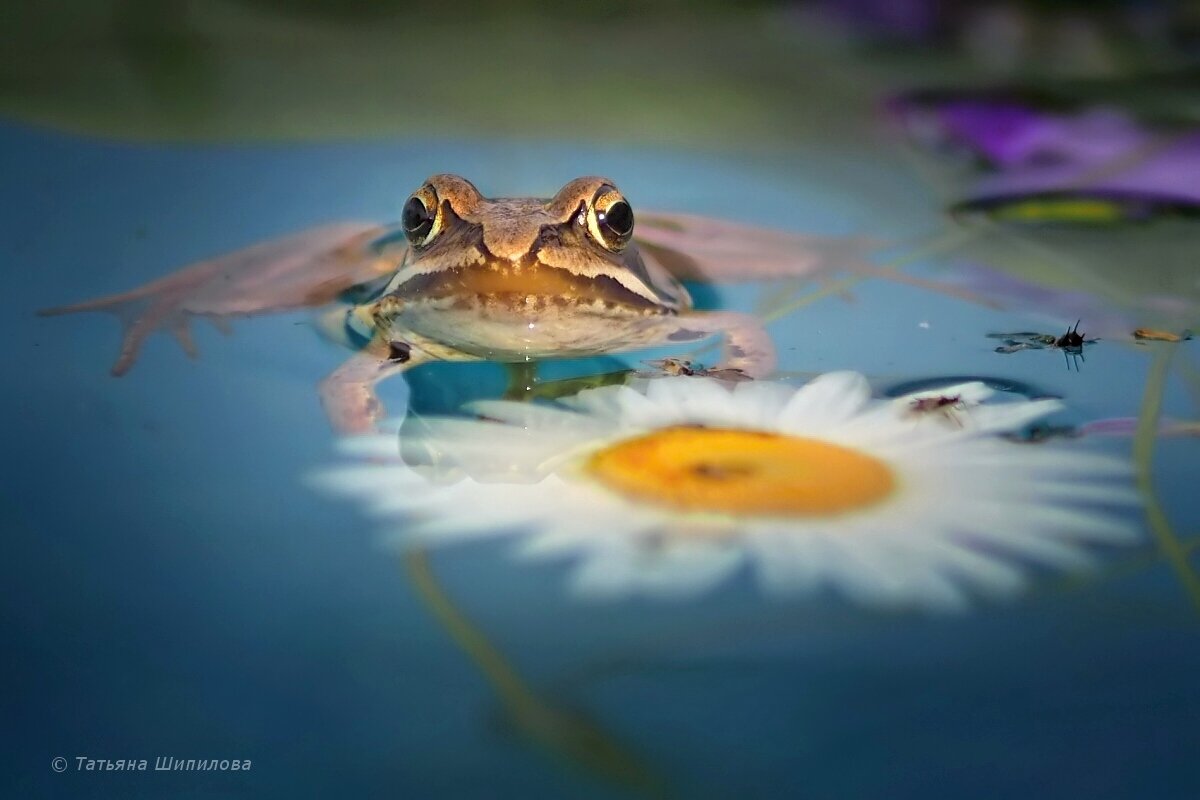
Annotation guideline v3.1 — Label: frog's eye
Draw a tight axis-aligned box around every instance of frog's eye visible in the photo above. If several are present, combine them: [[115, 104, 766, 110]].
[[586, 187, 635, 252], [401, 185, 442, 247]]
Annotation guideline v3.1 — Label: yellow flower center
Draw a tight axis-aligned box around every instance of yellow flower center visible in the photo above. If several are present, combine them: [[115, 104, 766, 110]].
[[586, 426, 895, 517]]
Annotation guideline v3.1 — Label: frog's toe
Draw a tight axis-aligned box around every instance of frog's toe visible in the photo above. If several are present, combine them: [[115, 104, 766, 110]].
[[171, 320, 200, 359], [106, 300, 182, 376]]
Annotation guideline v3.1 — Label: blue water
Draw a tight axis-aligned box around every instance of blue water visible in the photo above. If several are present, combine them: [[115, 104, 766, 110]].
[[3, 122, 1198, 798]]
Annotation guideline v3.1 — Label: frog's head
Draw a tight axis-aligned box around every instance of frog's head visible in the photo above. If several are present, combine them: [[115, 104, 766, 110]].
[[385, 174, 690, 313]]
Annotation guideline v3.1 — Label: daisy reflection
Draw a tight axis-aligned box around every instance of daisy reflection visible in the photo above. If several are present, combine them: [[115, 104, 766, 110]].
[[312, 373, 1140, 610]]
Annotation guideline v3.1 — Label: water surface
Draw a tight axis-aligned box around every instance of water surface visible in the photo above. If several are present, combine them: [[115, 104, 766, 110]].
[[3, 121, 1198, 798]]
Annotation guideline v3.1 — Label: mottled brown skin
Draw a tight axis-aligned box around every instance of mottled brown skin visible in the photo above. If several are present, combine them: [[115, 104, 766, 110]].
[[371, 177, 680, 347]]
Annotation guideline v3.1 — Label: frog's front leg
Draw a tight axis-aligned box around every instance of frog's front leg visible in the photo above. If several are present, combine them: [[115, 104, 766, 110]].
[[654, 311, 776, 378], [318, 331, 480, 433], [319, 339, 422, 434]]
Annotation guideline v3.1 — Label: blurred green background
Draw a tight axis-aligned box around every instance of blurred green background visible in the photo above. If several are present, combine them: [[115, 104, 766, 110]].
[[3, 0, 1197, 148]]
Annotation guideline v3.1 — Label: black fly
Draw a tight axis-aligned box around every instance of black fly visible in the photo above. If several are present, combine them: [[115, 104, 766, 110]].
[[989, 320, 1096, 371]]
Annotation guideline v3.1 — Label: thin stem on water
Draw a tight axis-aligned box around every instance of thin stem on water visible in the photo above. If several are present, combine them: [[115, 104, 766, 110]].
[[759, 222, 984, 325], [1132, 341, 1200, 612], [400, 550, 669, 796]]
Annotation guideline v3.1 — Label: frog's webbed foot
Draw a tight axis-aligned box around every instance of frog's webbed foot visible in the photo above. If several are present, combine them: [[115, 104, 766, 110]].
[[636, 212, 881, 283], [40, 281, 204, 375], [39, 222, 403, 375], [45, 291, 237, 375], [659, 311, 777, 379], [635, 214, 1006, 310]]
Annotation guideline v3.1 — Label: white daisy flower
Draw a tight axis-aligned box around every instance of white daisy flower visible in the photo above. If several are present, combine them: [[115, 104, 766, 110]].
[[311, 373, 1141, 611]]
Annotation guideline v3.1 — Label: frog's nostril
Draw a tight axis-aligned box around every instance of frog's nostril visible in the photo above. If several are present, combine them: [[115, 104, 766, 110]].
[[387, 342, 411, 363]]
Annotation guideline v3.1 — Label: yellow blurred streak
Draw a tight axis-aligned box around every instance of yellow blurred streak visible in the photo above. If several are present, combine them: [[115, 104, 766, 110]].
[[402, 550, 669, 797], [1133, 339, 1200, 613]]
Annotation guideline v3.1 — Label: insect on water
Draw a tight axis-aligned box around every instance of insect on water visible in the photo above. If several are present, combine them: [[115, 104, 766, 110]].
[[1055, 320, 1087, 371], [988, 320, 1095, 371], [638, 357, 752, 382], [907, 394, 966, 426]]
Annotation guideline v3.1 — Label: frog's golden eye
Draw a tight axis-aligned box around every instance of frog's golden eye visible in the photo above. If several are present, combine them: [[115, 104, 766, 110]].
[[586, 187, 635, 252], [401, 184, 443, 247]]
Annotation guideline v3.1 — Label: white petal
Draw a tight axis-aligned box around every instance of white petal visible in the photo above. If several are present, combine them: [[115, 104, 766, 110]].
[[335, 434, 404, 460], [564, 384, 646, 420], [515, 529, 606, 560], [978, 502, 1142, 545], [394, 486, 562, 541], [792, 533, 916, 606], [568, 539, 743, 600], [512, 506, 656, 560], [750, 531, 831, 594], [306, 464, 424, 497], [400, 418, 585, 480], [778, 372, 871, 432], [960, 530, 1099, 571], [730, 380, 800, 426], [903, 536, 1028, 596], [962, 399, 1065, 436], [643, 376, 740, 425], [978, 481, 1141, 508], [906, 446, 1134, 479], [463, 399, 610, 438]]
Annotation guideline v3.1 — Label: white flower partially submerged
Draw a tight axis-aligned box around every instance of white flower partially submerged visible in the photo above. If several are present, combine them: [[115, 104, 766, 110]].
[[312, 373, 1140, 610]]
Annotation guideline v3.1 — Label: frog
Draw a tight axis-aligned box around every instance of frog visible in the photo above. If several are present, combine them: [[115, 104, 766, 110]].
[[318, 174, 787, 430], [40, 174, 883, 432]]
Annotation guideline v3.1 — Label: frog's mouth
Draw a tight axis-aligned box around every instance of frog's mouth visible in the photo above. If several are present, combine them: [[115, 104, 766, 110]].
[[396, 260, 667, 312]]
